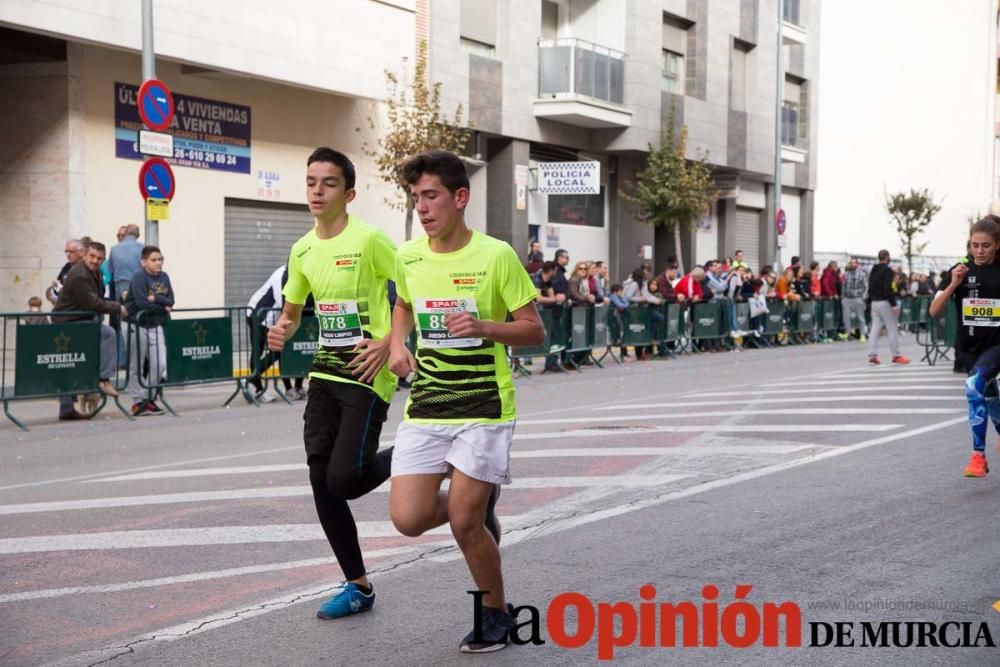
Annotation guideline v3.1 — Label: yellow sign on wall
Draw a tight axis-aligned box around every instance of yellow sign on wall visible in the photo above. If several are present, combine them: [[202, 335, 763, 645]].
[[146, 198, 170, 221]]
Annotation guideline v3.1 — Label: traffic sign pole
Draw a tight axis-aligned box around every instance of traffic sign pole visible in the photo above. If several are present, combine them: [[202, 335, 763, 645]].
[[142, 0, 158, 247]]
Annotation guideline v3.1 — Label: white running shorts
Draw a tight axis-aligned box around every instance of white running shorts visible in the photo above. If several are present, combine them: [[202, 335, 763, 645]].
[[391, 421, 516, 485]]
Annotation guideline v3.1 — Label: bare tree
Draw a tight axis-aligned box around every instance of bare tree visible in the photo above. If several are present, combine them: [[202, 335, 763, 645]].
[[358, 40, 471, 240]]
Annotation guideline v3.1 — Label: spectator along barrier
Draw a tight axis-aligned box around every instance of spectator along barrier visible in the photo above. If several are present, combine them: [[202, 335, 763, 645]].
[[1, 311, 131, 430], [507, 295, 946, 373]]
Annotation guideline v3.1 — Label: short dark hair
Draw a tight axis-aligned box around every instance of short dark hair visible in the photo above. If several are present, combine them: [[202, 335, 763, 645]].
[[610, 283, 623, 292], [790, 256, 800, 265], [541, 261, 557, 273], [142, 245, 162, 259], [877, 249, 890, 262], [555, 249, 569, 259], [88, 241, 106, 255], [28, 296, 42, 307], [402, 150, 469, 194], [735, 249, 744, 255], [307, 147, 356, 190]]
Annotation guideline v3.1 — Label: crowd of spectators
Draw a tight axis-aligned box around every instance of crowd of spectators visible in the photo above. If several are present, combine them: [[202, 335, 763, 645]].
[[524, 243, 936, 366]]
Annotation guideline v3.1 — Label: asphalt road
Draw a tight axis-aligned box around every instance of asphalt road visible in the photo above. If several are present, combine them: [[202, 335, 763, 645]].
[[2, 336, 997, 666]]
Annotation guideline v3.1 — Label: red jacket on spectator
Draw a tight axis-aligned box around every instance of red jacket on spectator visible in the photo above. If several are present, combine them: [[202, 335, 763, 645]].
[[820, 266, 839, 298], [674, 273, 703, 302]]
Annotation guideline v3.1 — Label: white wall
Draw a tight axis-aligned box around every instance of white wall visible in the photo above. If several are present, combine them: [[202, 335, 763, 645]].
[[568, 0, 625, 52], [0, 0, 416, 101], [695, 203, 719, 266], [781, 188, 801, 266], [815, 0, 998, 258]]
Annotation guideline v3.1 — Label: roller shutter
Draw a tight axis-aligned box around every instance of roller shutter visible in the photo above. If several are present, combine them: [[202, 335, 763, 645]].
[[734, 206, 761, 271], [224, 199, 312, 307]]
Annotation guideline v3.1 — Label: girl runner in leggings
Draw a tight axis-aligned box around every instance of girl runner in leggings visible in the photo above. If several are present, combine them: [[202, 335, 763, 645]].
[[930, 216, 1000, 477]]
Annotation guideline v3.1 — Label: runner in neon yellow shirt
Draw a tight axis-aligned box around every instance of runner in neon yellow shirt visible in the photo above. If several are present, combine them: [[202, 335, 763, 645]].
[[387, 150, 544, 653], [267, 147, 396, 620]]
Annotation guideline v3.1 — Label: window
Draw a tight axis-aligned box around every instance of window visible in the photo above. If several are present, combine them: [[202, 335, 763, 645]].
[[548, 188, 606, 228], [461, 37, 495, 58], [783, 0, 801, 26], [461, 0, 497, 55], [730, 41, 752, 111], [782, 78, 801, 147], [662, 49, 684, 94], [662, 14, 690, 95]]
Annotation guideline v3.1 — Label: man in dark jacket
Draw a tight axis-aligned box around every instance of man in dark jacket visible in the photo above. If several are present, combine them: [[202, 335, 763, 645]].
[[53, 242, 126, 419], [867, 249, 910, 365]]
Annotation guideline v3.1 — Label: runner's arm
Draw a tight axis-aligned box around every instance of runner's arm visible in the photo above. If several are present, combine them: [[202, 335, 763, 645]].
[[267, 301, 303, 352], [928, 266, 964, 318], [444, 302, 545, 347], [389, 299, 417, 378]]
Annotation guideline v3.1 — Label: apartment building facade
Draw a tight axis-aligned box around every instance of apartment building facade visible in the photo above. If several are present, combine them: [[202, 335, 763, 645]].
[[0, 0, 819, 312], [428, 0, 819, 277]]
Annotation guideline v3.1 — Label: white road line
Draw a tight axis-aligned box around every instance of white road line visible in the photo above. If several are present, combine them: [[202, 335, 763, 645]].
[[0, 445, 302, 492], [0, 475, 692, 515], [0, 522, 434, 554], [763, 379, 961, 388], [86, 465, 304, 483], [519, 408, 960, 425], [602, 396, 956, 410], [689, 387, 951, 398], [80, 414, 968, 654], [0, 546, 425, 604], [513, 445, 812, 457], [513, 424, 899, 440]]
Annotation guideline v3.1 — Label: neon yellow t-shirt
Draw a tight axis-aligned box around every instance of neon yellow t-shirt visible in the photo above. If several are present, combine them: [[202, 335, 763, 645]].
[[394, 230, 537, 423], [283, 215, 397, 403]]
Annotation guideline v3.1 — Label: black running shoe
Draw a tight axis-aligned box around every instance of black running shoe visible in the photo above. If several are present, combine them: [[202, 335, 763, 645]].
[[460, 605, 514, 653], [485, 483, 501, 545]]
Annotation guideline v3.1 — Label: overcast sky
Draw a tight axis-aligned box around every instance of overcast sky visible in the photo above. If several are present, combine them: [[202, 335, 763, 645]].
[[814, 0, 997, 260]]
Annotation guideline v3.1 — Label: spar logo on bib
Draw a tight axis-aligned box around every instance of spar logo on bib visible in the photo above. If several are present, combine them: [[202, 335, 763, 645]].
[[426, 299, 463, 309]]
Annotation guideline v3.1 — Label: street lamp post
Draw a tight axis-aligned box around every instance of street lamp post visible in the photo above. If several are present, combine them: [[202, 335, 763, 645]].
[[142, 0, 158, 247], [773, 0, 783, 270]]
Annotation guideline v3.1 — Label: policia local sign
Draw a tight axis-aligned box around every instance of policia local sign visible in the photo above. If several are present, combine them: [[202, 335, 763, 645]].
[[115, 82, 251, 174], [536, 161, 600, 195]]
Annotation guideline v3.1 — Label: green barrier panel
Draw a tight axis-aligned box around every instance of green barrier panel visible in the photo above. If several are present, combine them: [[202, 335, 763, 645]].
[[165, 317, 234, 383], [734, 302, 750, 333], [943, 301, 957, 348], [793, 300, 815, 334], [898, 298, 913, 328], [564, 305, 590, 353], [764, 300, 786, 335], [819, 300, 837, 333], [622, 305, 652, 346], [590, 305, 609, 348], [15, 321, 99, 397], [917, 296, 930, 325], [512, 306, 553, 357], [278, 316, 318, 377], [664, 302, 681, 343], [691, 301, 722, 340]]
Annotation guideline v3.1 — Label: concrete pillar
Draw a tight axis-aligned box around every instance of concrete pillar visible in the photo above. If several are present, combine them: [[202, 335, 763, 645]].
[[485, 138, 529, 253], [800, 189, 815, 265]]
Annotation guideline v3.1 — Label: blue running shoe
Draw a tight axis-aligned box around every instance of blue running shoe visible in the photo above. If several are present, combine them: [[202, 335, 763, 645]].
[[316, 583, 375, 619]]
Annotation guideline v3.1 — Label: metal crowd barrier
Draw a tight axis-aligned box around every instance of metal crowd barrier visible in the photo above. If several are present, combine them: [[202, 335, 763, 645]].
[[2, 310, 131, 430], [245, 308, 317, 404], [132, 306, 253, 415]]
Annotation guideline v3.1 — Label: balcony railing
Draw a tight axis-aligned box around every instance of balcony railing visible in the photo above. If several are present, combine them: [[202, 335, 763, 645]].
[[538, 38, 625, 106]]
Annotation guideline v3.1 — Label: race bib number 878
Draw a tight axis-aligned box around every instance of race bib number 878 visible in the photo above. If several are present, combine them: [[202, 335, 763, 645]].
[[414, 298, 481, 348], [317, 301, 364, 346]]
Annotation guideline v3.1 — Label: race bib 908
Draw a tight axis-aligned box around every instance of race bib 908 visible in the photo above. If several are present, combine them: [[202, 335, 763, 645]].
[[962, 298, 1000, 327], [414, 298, 481, 348]]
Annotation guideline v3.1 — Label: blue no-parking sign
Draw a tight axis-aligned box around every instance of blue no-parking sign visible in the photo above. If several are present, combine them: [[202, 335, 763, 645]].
[[137, 78, 174, 131], [138, 157, 175, 201]]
